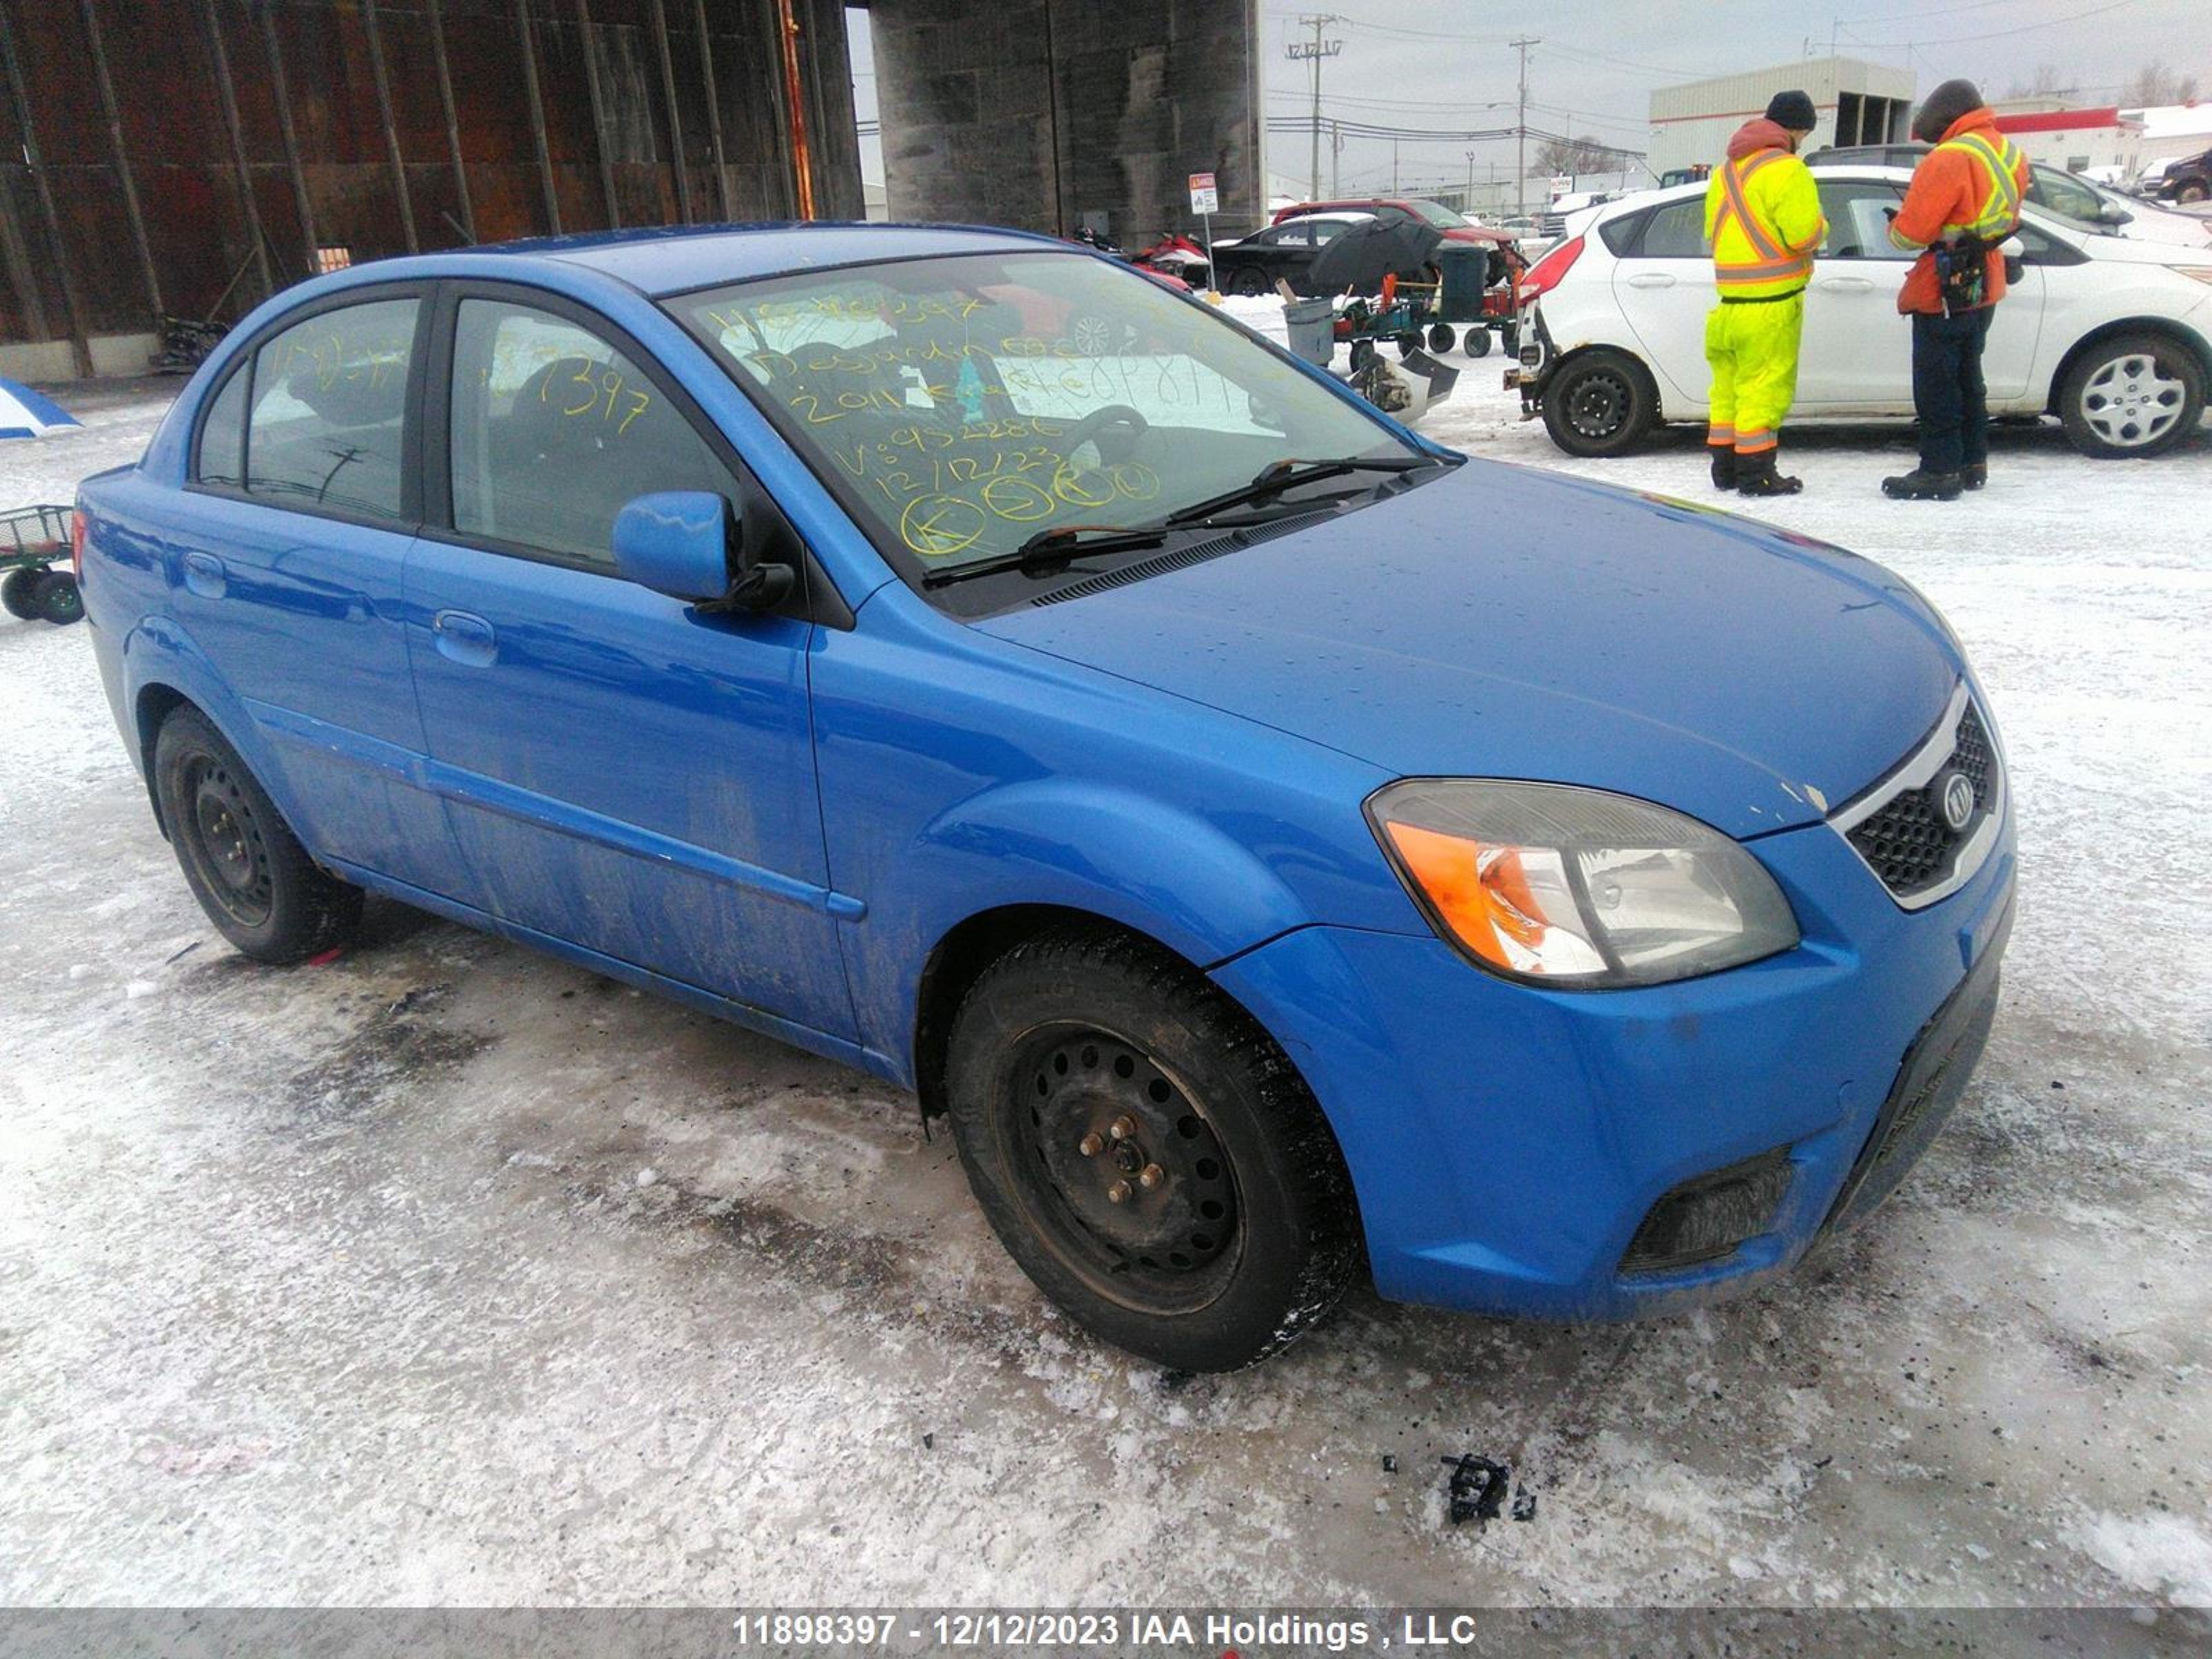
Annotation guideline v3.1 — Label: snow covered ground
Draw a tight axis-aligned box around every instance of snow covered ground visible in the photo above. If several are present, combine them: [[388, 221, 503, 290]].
[[1, 364, 2209, 1620]]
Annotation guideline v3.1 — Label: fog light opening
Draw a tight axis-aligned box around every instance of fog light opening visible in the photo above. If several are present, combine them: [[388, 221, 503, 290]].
[[1621, 1147, 1794, 1275]]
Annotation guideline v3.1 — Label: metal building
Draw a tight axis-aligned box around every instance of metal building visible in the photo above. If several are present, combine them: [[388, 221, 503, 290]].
[[0, 0, 864, 383], [1647, 56, 1916, 181]]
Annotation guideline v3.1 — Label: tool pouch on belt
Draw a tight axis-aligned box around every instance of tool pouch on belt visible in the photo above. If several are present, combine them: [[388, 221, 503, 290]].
[[1936, 236, 1989, 315]]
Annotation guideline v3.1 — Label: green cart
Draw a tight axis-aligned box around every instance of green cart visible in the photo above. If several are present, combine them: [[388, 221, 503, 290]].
[[1, 505, 84, 626]]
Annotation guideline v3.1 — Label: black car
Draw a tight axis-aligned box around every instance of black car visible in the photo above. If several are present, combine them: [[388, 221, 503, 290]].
[[1212, 213, 1376, 296], [2157, 145, 2211, 205]]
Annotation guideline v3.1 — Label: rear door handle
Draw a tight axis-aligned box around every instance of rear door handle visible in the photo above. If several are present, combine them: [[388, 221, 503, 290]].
[[182, 550, 226, 599], [432, 608, 497, 667], [1625, 272, 1678, 288], [1817, 276, 1876, 292]]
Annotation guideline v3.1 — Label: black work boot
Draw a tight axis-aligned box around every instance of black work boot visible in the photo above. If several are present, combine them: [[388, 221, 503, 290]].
[[1709, 447, 1738, 491], [1882, 468, 1963, 500], [1962, 462, 1987, 490], [1736, 449, 1802, 496]]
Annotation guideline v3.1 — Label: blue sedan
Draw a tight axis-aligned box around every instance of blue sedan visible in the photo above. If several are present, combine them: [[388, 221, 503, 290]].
[[75, 225, 2015, 1371]]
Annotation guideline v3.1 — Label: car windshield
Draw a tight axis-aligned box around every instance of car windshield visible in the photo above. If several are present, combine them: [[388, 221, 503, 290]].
[[671, 251, 1420, 592], [1406, 198, 1470, 227]]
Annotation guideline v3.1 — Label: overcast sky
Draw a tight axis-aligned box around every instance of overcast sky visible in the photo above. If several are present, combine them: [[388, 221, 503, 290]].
[[848, 1, 2207, 198]]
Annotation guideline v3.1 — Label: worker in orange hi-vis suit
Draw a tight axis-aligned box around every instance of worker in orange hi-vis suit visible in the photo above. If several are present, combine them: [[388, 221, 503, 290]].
[[1702, 90, 1827, 496], [1880, 78, 2031, 501]]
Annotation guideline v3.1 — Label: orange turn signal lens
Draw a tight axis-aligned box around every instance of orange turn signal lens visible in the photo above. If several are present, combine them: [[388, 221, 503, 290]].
[[1381, 820, 1595, 975]]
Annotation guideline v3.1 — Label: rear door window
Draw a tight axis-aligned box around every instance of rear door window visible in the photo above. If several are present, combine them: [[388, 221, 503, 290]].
[[242, 297, 420, 520]]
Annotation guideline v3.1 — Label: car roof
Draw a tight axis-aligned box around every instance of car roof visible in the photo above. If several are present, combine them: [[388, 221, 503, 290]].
[[423, 221, 1071, 297]]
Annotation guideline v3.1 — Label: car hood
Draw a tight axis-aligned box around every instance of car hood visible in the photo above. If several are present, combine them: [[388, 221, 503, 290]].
[[975, 460, 1962, 839]]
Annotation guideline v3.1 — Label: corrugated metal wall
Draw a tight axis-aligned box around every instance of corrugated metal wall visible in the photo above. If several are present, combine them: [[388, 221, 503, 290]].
[[0, 0, 862, 367]]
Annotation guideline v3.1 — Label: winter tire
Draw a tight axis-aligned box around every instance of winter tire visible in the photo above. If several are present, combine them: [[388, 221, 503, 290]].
[[1228, 266, 1271, 297], [944, 926, 1360, 1372], [1541, 347, 1660, 457], [28, 570, 83, 626], [1, 568, 39, 620], [154, 706, 362, 964], [2058, 333, 2204, 458]]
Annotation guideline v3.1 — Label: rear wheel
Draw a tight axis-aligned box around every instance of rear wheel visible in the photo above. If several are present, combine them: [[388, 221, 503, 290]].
[[153, 706, 362, 963], [28, 569, 82, 625], [944, 928, 1359, 1372], [1, 568, 39, 620], [1541, 347, 1660, 457], [1466, 326, 1494, 359], [2057, 332, 2204, 458]]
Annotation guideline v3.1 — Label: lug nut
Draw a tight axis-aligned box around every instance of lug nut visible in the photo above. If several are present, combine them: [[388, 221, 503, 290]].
[[1138, 1163, 1165, 1190], [1106, 1180, 1133, 1205], [1109, 1116, 1137, 1141], [1078, 1132, 1104, 1158]]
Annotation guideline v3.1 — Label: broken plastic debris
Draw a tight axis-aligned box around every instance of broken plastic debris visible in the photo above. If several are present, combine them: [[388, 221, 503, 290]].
[[1441, 1454, 1509, 1524], [1441, 1454, 1537, 1525]]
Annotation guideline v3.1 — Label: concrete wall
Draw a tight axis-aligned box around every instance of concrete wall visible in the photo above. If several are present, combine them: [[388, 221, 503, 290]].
[[868, 0, 1262, 241]]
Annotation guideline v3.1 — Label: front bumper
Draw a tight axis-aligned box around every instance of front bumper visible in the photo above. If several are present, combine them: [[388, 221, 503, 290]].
[[1209, 805, 2016, 1320]]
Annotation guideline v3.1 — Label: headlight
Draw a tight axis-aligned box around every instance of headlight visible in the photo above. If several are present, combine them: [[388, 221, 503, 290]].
[[1366, 779, 1799, 988]]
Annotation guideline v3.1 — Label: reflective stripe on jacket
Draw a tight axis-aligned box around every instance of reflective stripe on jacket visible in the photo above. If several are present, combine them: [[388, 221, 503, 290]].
[[1704, 149, 1826, 300], [1887, 110, 2030, 313]]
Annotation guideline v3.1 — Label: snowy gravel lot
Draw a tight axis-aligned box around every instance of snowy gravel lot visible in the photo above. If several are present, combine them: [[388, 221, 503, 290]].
[[1, 362, 2208, 1617]]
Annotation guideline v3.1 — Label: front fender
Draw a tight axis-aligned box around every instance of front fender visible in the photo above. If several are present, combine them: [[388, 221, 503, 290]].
[[844, 778, 1324, 1082]]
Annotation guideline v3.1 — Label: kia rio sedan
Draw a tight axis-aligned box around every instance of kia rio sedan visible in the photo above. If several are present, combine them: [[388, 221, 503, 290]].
[[77, 225, 2015, 1371]]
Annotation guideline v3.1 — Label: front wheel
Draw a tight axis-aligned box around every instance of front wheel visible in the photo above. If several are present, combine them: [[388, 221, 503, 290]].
[[153, 706, 362, 963], [1228, 266, 1271, 297], [2057, 333, 2204, 458], [944, 928, 1359, 1372], [1465, 326, 1494, 359], [1541, 347, 1660, 457]]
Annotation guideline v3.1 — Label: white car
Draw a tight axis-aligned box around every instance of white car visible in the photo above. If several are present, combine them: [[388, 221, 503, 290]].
[[1513, 165, 2212, 460]]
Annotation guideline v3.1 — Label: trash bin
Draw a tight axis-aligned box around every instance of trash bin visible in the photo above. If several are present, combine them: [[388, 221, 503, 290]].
[[1282, 298, 1335, 368]]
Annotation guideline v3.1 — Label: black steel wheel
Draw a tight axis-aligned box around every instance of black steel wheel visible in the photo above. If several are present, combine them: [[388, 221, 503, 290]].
[[1540, 347, 1659, 457], [1228, 265, 1271, 297], [153, 706, 362, 962], [1, 568, 39, 621], [29, 569, 82, 625], [945, 927, 1359, 1371]]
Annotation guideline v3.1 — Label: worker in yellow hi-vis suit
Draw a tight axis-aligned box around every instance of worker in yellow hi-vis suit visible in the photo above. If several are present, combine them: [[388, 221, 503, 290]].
[[1703, 91, 1828, 496]]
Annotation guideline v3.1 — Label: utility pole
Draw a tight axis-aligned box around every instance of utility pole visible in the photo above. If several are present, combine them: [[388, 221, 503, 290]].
[[1511, 35, 1540, 220], [1465, 149, 1477, 214], [1286, 14, 1342, 200]]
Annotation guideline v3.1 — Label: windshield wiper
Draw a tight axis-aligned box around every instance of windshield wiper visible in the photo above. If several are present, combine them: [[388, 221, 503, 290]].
[[1163, 454, 1445, 527], [921, 523, 1171, 588]]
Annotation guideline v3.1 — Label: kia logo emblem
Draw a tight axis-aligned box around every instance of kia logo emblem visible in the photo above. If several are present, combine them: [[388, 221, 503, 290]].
[[1935, 770, 1976, 832]]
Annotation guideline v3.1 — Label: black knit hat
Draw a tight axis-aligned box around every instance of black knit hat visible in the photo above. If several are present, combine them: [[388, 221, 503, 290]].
[[1913, 79, 1984, 142], [1764, 90, 1817, 132]]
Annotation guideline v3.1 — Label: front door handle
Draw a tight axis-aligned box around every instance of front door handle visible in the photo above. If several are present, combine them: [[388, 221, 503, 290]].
[[182, 550, 227, 599], [1625, 272, 1678, 288], [1817, 276, 1876, 292], [432, 608, 497, 667]]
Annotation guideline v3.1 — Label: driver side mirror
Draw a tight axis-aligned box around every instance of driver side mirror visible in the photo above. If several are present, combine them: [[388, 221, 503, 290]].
[[612, 491, 795, 612]]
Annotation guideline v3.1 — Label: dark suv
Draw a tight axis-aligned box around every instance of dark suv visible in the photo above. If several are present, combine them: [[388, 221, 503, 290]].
[[2157, 146, 2211, 205]]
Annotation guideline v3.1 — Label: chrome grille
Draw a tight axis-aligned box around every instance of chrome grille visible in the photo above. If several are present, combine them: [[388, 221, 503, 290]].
[[1830, 686, 2003, 910]]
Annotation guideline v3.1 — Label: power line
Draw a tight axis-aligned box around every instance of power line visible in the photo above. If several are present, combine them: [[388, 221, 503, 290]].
[[1837, 0, 2135, 48]]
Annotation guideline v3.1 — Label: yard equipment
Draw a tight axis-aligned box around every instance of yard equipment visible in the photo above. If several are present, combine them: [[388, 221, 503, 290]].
[[1, 505, 83, 626], [1318, 224, 1517, 362]]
